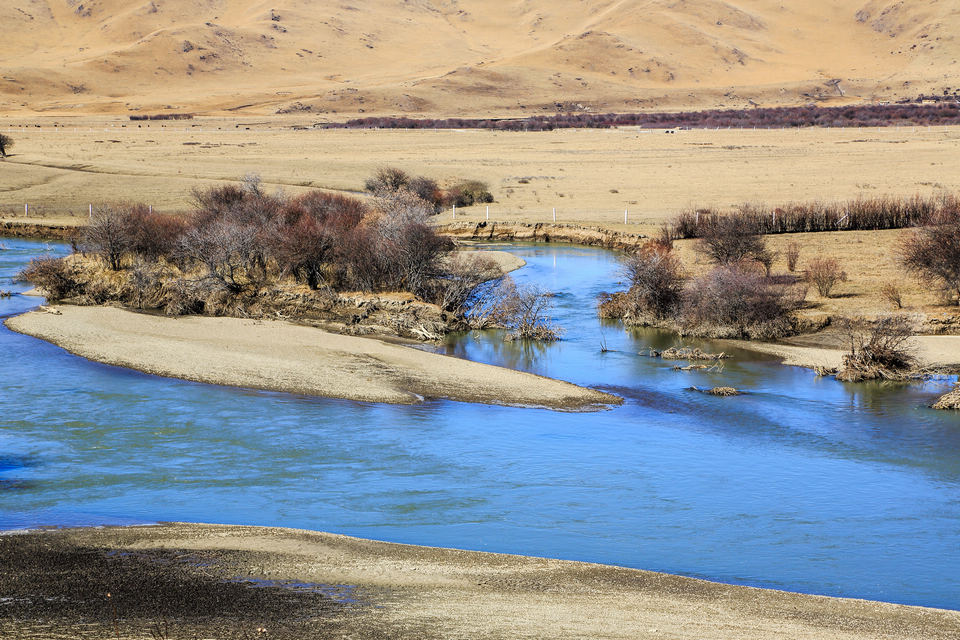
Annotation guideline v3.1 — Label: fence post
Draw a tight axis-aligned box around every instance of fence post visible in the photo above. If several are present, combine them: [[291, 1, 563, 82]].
[[89, 204, 92, 219], [24, 203, 28, 217], [452, 204, 456, 220], [486, 205, 489, 221], [552, 207, 556, 222]]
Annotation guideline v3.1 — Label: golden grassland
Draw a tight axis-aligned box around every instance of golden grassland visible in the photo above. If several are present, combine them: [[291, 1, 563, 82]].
[[2, 1, 957, 116], [3, 118, 960, 325]]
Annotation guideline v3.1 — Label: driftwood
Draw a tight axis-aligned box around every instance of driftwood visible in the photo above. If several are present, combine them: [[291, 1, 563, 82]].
[[688, 386, 741, 397]]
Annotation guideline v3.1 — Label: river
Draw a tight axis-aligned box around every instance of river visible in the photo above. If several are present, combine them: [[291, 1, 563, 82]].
[[1, 236, 959, 609]]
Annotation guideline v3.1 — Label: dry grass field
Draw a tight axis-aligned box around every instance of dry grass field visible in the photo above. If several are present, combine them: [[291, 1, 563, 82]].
[[3, 118, 960, 324], [2, 118, 959, 226]]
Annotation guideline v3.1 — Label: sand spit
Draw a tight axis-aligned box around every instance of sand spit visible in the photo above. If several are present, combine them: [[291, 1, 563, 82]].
[[1, 523, 957, 640], [4, 305, 615, 410], [735, 335, 960, 372]]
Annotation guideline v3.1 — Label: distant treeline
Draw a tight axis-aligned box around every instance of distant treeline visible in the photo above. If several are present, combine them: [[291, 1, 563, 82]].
[[128, 113, 195, 121], [329, 103, 960, 132], [670, 194, 960, 238]]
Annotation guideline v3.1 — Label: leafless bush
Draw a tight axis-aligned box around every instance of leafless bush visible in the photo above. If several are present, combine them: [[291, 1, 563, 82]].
[[880, 283, 903, 309], [427, 254, 502, 313], [176, 219, 267, 293], [806, 257, 845, 297], [364, 166, 410, 194], [128, 259, 166, 309], [272, 214, 334, 290], [617, 245, 685, 321], [836, 315, 915, 381], [162, 278, 211, 316], [124, 208, 189, 261], [82, 205, 132, 270], [899, 214, 960, 304], [695, 215, 773, 267], [679, 264, 804, 338], [466, 276, 562, 341], [18, 257, 83, 301], [785, 241, 800, 272]]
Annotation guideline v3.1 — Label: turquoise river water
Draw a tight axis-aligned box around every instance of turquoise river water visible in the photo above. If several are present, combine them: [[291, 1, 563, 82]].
[[1, 237, 959, 609]]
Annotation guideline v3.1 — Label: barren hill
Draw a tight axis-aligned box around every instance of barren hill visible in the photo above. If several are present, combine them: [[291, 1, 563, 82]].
[[2, 0, 958, 117]]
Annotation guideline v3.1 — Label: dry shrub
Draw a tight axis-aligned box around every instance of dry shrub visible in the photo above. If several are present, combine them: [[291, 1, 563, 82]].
[[176, 219, 268, 294], [427, 254, 502, 314], [617, 245, 685, 321], [364, 166, 410, 194], [880, 283, 903, 309], [82, 205, 131, 270], [466, 276, 562, 341], [806, 257, 845, 297], [162, 278, 210, 316], [18, 257, 83, 301], [836, 315, 915, 381], [694, 215, 773, 268], [899, 213, 960, 304], [446, 180, 494, 208], [785, 242, 800, 272], [680, 264, 804, 339]]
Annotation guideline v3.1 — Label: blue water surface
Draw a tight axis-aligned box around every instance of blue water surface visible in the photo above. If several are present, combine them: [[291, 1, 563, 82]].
[[1, 237, 959, 609]]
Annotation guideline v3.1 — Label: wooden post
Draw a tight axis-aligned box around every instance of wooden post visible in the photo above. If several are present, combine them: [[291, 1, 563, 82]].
[[452, 204, 456, 219], [552, 207, 556, 222], [624, 208, 628, 224], [89, 204, 92, 219], [486, 205, 489, 221], [24, 203, 28, 217]]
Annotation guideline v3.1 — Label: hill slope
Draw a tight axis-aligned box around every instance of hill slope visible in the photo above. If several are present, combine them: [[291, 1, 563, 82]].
[[1, 0, 958, 116]]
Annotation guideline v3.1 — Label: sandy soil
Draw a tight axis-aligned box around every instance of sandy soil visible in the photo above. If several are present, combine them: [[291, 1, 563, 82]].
[[4, 305, 614, 410], [1, 523, 957, 640]]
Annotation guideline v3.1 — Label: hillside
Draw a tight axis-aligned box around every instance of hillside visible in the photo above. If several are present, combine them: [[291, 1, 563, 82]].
[[1, 0, 958, 117]]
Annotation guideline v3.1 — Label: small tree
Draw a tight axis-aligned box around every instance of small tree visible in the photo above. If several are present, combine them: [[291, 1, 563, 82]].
[[620, 245, 685, 320], [82, 206, 132, 270], [364, 166, 409, 194], [785, 241, 800, 272], [899, 219, 960, 304], [806, 257, 844, 297], [0, 133, 12, 157], [695, 214, 773, 267]]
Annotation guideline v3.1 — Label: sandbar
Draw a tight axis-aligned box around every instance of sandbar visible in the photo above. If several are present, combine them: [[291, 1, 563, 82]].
[[4, 305, 615, 410], [737, 334, 960, 371], [1, 523, 957, 639]]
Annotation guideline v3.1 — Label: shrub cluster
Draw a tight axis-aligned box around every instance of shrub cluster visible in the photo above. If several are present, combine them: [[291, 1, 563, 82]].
[[672, 194, 957, 238], [21, 179, 555, 341], [600, 243, 805, 339], [331, 103, 960, 132], [836, 315, 915, 381], [899, 209, 960, 304], [364, 167, 493, 212], [805, 257, 846, 298]]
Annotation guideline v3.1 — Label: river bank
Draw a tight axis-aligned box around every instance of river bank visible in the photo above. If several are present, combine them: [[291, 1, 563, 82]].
[[3, 523, 957, 640], [5, 305, 617, 410]]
